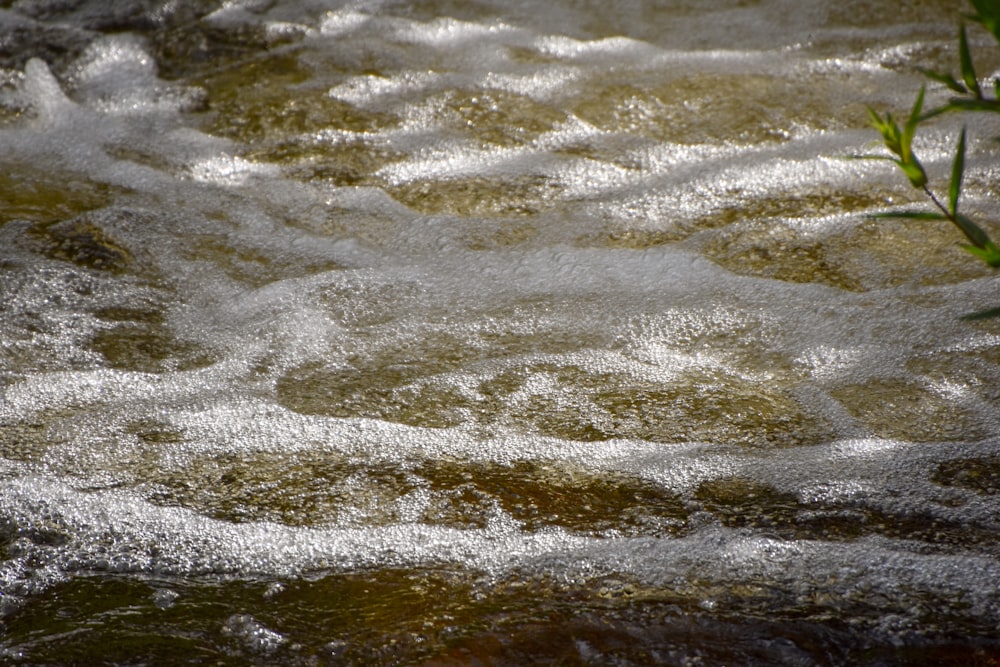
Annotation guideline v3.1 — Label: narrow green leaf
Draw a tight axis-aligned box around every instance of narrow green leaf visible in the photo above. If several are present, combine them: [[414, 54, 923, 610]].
[[945, 98, 1000, 113], [962, 243, 988, 260], [954, 213, 994, 250], [870, 211, 948, 220], [948, 127, 966, 216], [867, 107, 903, 155], [959, 24, 983, 99], [963, 241, 1000, 266], [902, 86, 925, 160], [917, 67, 967, 94], [961, 305, 1000, 320], [970, 0, 1000, 43], [899, 156, 927, 188], [866, 107, 888, 139], [980, 240, 1000, 267]]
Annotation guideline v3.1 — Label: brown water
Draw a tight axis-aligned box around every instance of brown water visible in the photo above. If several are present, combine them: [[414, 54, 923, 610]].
[[1, 0, 999, 664]]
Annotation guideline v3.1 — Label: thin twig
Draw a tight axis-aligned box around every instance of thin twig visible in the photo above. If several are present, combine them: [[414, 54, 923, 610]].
[[922, 185, 951, 218]]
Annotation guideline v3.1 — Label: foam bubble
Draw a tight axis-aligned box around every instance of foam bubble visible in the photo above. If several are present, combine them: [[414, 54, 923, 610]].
[[390, 16, 517, 47], [328, 71, 444, 107], [21, 58, 74, 123], [2, 0, 999, 653], [186, 155, 281, 185], [318, 9, 374, 37], [0, 476, 593, 579]]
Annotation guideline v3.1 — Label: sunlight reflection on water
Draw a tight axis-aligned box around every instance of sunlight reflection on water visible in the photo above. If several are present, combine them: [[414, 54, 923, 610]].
[[1, 0, 999, 663]]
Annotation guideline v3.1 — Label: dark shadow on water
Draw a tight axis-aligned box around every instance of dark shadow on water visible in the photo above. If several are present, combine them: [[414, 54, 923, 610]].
[[2, 570, 999, 666]]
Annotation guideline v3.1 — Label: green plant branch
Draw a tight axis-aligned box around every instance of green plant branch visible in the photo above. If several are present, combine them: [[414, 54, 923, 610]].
[[860, 3, 1000, 280], [923, 185, 950, 218]]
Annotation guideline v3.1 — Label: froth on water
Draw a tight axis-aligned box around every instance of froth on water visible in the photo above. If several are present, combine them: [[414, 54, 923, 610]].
[[1, 0, 999, 663]]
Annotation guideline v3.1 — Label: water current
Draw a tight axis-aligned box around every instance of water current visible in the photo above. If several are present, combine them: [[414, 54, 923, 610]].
[[1, 0, 999, 664]]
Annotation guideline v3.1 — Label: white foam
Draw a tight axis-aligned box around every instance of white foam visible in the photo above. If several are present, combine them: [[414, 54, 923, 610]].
[[64, 34, 204, 115], [535, 35, 662, 60], [21, 58, 74, 124], [67, 34, 156, 89], [2, 0, 999, 641], [0, 476, 592, 578], [328, 71, 443, 107], [7, 472, 998, 634], [318, 8, 375, 37], [389, 16, 518, 47], [185, 155, 281, 185]]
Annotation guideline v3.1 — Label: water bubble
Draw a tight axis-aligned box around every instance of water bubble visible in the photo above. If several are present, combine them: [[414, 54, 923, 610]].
[[222, 613, 288, 655], [152, 588, 179, 609]]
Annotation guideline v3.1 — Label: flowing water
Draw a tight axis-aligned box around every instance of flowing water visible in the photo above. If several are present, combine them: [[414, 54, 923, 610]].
[[1, 0, 1000, 664]]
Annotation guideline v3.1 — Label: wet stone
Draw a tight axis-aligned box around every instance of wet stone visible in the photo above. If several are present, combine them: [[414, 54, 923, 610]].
[[256, 137, 405, 187], [385, 174, 564, 218], [278, 354, 836, 448], [933, 457, 1000, 496], [0, 565, 991, 666], [276, 360, 477, 429], [462, 220, 539, 251], [143, 451, 417, 526], [126, 419, 186, 445], [571, 73, 850, 145], [701, 214, 997, 292], [183, 233, 343, 287], [420, 88, 567, 148], [588, 372, 835, 448], [693, 476, 1000, 550], [141, 450, 688, 536], [30, 219, 132, 273], [0, 167, 122, 225], [1, 0, 999, 663], [831, 378, 994, 443], [89, 307, 217, 373], [0, 422, 48, 463], [417, 460, 689, 536], [198, 51, 398, 144]]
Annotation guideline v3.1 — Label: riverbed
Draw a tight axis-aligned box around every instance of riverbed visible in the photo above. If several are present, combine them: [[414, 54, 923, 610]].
[[1, 0, 999, 664]]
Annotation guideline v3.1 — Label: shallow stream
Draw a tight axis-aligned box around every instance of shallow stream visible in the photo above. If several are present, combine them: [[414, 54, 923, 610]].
[[1, 0, 1000, 664]]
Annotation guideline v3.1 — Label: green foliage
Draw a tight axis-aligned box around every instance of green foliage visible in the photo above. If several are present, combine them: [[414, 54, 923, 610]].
[[970, 0, 1000, 43], [859, 0, 1000, 313], [865, 86, 928, 187], [919, 23, 1000, 116]]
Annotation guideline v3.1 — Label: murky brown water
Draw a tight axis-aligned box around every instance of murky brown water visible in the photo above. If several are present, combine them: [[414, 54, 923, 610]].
[[1, 0, 999, 664]]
